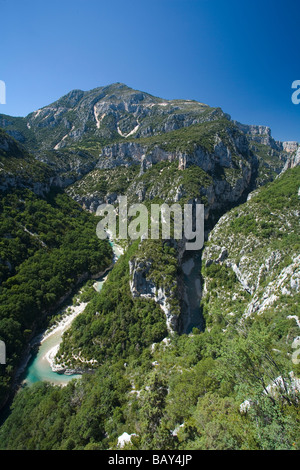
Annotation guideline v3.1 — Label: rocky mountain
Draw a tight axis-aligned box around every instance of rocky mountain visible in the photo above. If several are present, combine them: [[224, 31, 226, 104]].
[[0, 83, 296, 195], [0, 83, 227, 150], [0, 83, 296, 190]]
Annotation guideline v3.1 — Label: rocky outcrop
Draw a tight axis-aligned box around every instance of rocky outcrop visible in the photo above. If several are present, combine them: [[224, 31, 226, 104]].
[[129, 258, 178, 331], [281, 145, 300, 172], [96, 123, 251, 173], [201, 166, 300, 328], [233, 121, 279, 149], [282, 141, 298, 153], [244, 253, 300, 317], [233, 122, 299, 158], [1, 83, 226, 151], [97, 142, 147, 169]]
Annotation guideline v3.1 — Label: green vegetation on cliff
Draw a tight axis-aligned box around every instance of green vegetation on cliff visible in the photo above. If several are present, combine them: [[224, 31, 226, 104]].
[[202, 166, 300, 328], [55, 240, 168, 370], [0, 189, 112, 404], [1, 166, 299, 450]]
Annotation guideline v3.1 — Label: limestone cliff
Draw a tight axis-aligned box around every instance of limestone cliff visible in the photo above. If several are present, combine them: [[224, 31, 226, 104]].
[[201, 166, 300, 333]]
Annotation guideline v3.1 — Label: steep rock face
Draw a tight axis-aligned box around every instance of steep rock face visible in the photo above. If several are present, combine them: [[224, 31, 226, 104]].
[[97, 142, 147, 169], [233, 121, 279, 149], [75, 122, 257, 229], [201, 166, 300, 329], [128, 232, 205, 334], [96, 123, 251, 172], [243, 253, 300, 317], [0, 83, 226, 151], [282, 141, 298, 153], [71, 147, 255, 237], [0, 129, 55, 195], [129, 257, 179, 332], [281, 145, 300, 172], [233, 121, 298, 158]]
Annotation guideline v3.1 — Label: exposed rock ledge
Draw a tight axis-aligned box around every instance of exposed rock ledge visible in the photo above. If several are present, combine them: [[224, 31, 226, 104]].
[[129, 259, 178, 332]]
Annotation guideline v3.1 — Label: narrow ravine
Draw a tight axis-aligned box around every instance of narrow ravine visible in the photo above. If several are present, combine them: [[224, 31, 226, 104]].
[[180, 251, 203, 334], [22, 240, 123, 387], [21, 237, 202, 387]]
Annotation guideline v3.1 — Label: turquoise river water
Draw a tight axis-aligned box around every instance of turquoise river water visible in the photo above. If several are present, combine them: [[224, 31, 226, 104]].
[[23, 241, 122, 387]]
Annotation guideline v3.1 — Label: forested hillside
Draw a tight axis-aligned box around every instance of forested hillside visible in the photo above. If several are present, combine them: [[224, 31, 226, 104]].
[[0, 189, 112, 406], [1, 166, 299, 450]]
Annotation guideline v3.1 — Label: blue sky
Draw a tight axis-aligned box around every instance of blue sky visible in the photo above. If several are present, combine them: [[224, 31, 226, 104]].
[[1, 0, 299, 141]]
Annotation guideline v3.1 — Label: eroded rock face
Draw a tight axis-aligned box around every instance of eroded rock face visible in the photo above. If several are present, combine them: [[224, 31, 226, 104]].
[[203, 242, 300, 320], [69, 124, 262, 219], [1, 83, 226, 151], [282, 141, 298, 153], [244, 253, 300, 317], [91, 127, 255, 215], [233, 121, 279, 149], [129, 258, 178, 332], [129, 259, 156, 298], [201, 165, 300, 328], [282, 145, 300, 172], [96, 124, 251, 173]]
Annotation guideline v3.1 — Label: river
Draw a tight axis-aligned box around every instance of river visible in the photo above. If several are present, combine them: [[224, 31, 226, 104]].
[[22, 241, 123, 387], [181, 251, 203, 334], [21, 240, 202, 387]]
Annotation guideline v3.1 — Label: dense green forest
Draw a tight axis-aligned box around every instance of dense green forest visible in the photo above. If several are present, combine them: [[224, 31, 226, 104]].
[[55, 240, 169, 371], [0, 189, 112, 405], [0, 167, 299, 450]]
